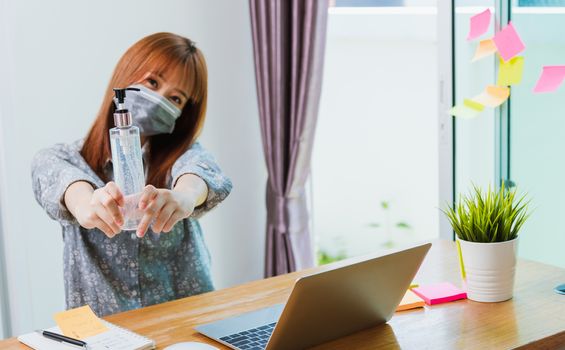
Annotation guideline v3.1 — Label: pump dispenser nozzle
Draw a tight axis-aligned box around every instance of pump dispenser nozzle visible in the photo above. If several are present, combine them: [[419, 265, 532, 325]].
[[113, 87, 140, 128], [113, 87, 140, 111]]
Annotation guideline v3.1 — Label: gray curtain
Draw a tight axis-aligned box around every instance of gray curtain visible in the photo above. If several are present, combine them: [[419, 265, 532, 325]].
[[249, 0, 329, 277]]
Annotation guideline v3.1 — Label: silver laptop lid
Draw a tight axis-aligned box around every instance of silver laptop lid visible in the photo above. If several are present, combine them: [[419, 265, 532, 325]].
[[266, 242, 431, 350]]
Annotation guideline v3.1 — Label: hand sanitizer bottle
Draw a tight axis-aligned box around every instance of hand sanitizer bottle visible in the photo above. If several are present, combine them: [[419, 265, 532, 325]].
[[110, 87, 145, 231]]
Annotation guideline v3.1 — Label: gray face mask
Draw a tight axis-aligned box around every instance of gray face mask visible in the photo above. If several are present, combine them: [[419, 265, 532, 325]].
[[116, 84, 182, 136]]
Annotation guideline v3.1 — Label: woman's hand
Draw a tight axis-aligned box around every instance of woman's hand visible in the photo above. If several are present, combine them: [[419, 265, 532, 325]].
[[136, 185, 198, 237], [65, 181, 125, 238]]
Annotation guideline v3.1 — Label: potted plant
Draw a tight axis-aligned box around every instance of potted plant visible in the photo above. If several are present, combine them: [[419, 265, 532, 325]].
[[443, 183, 530, 302]]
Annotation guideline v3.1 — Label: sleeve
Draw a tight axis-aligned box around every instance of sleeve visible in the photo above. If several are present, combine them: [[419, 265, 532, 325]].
[[170, 142, 233, 219], [31, 142, 101, 226]]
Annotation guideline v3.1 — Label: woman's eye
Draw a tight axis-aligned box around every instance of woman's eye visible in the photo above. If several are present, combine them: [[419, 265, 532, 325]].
[[170, 96, 182, 105], [147, 78, 158, 88]]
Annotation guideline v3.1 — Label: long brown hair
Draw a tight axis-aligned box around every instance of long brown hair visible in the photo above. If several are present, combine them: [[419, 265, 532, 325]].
[[81, 32, 208, 188]]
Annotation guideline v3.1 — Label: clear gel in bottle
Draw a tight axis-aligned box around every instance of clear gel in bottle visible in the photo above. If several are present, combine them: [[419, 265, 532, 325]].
[[110, 87, 145, 231]]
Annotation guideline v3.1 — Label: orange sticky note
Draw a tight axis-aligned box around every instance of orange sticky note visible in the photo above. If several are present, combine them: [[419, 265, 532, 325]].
[[396, 289, 425, 312], [472, 39, 497, 62], [53, 305, 108, 340], [471, 85, 510, 108]]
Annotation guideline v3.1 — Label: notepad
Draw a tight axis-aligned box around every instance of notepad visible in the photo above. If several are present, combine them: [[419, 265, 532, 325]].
[[396, 289, 425, 311], [18, 320, 155, 350], [412, 282, 467, 305]]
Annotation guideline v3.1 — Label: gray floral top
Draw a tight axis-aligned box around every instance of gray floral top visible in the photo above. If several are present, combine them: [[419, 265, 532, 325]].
[[31, 139, 232, 317]]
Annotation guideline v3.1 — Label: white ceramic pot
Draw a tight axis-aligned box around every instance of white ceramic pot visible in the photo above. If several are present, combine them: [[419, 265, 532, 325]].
[[457, 237, 519, 302]]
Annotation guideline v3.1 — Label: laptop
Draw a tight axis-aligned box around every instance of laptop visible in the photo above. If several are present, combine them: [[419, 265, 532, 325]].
[[195, 242, 431, 350]]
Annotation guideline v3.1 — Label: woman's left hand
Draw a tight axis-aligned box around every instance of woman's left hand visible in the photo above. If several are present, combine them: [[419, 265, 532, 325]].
[[136, 185, 197, 237]]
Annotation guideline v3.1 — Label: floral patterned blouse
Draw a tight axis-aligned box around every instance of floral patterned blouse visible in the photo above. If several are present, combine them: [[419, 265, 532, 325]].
[[31, 139, 232, 317]]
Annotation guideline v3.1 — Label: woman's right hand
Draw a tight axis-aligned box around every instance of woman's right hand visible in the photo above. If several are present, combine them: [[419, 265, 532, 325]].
[[65, 181, 125, 238]]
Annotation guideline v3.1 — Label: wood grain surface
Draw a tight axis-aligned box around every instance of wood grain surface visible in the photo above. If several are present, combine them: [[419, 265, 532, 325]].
[[2, 240, 565, 349]]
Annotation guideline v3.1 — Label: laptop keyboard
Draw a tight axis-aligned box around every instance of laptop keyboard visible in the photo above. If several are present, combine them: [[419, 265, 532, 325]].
[[219, 322, 277, 350]]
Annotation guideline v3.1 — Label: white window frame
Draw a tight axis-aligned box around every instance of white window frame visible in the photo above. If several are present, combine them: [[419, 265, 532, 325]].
[[438, 0, 455, 240]]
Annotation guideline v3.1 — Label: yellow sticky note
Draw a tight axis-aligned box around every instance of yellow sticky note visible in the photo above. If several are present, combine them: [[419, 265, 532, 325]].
[[448, 104, 481, 119], [471, 85, 510, 108], [463, 98, 485, 111], [497, 56, 524, 86], [472, 39, 497, 62], [457, 240, 466, 281], [53, 305, 108, 340], [396, 289, 425, 312]]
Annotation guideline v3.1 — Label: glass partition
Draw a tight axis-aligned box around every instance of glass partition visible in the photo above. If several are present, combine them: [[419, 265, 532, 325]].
[[509, 1, 565, 267]]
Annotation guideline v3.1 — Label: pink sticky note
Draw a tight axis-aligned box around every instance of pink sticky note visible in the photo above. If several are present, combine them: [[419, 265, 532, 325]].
[[412, 282, 467, 305], [493, 22, 525, 61], [467, 9, 491, 41], [533, 66, 565, 93]]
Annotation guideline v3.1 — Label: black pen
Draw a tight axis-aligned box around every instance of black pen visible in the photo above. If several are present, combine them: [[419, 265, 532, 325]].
[[37, 330, 88, 348]]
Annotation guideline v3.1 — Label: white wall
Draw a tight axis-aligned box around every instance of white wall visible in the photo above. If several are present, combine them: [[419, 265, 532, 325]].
[[0, 0, 265, 337]]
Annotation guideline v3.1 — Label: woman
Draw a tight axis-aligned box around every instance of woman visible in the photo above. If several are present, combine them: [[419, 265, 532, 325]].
[[31, 32, 232, 317]]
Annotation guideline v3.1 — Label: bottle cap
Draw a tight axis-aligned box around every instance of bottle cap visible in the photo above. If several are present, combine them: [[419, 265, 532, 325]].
[[112, 87, 140, 128]]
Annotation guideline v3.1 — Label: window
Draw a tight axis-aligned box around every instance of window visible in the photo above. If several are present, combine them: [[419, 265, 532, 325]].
[[454, 1, 565, 267], [313, 3, 440, 264]]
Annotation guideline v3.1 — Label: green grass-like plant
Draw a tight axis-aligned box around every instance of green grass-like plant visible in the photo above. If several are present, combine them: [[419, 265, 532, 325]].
[[443, 183, 530, 243]]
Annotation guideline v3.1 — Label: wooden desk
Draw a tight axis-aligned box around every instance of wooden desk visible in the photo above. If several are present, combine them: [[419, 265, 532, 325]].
[[2, 240, 565, 349]]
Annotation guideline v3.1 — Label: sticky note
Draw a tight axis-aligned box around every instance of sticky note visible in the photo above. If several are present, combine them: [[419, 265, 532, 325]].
[[448, 104, 481, 119], [497, 56, 524, 86], [464, 99, 484, 111], [493, 22, 525, 62], [472, 85, 510, 108], [53, 305, 108, 340], [412, 282, 467, 305], [472, 39, 497, 62], [456, 240, 466, 281], [533, 65, 565, 93], [467, 9, 491, 41], [396, 289, 425, 312]]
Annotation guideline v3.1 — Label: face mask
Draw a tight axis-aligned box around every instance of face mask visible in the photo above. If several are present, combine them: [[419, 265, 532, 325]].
[[116, 84, 182, 136]]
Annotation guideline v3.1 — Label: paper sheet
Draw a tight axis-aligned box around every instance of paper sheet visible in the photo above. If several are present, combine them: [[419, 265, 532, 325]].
[[497, 56, 524, 86], [493, 22, 525, 62], [53, 305, 108, 340], [533, 65, 565, 93], [19, 322, 154, 350], [467, 9, 491, 41], [472, 39, 497, 62], [472, 85, 510, 108]]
